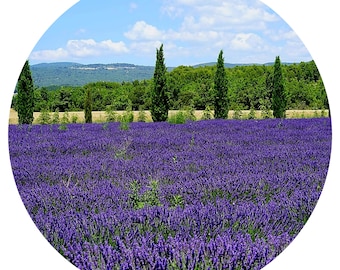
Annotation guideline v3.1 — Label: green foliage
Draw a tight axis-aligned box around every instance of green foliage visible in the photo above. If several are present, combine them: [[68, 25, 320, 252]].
[[168, 111, 186, 124], [128, 180, 144, 210], [105, 105, 118, 122], [201, 105, 213, 120], [183, 106, 196, 121], [168, 194, 184, 208], [214, 50, 229, 119], [120, 121, 129, 131], [168, 106, 196, 124], [17, 59, 329, 116], [128, 179, 162, 210], [37, 109, 51, 124], [232, 105, 242, 120], [151, 44, 169, 122], [259, 98, 273, 119], [60, 111, 70, 124], [58, 123, 68, 131], [144, 179, 162, 207], [272, 56, 287, 118], [17, 60, 34, 124], [84, 87, 92, 123], [248, 107, 256, 119], [119, 104, 134, 130], [71, 114, 78, 123], [137, 106, 147, 122], [51, 109, 60, 124], [121, 104, 134, 123]]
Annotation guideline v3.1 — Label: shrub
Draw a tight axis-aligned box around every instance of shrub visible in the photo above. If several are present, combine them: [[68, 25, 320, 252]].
[[51, 109, 60, 124], [168, 111, 186, 124], [201, 105, 213, 120], [37, 109, 51, 124], [248, 107, 256, 120], [129, 179, 161, 209], [60, 111, 70, 124], [120, 105, 134, 130], [232, 106, 242, 120], [71, 114, 78, 123], [137, 107, 147, 122], [168, 106, 197, 124], [183, 106, 196, 121], [105, 105, 118, 122], [259, 98, 272, 119]]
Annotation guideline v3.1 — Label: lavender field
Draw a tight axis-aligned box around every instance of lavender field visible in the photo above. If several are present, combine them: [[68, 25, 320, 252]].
[[9, 118, 331, 270]]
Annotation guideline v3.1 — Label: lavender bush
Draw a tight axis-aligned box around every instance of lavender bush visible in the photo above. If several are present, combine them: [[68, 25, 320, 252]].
[[9, 118, 331, 270]]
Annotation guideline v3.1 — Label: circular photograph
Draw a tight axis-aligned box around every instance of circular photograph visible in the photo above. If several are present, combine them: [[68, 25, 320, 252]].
[[9, 1, 331, 269]]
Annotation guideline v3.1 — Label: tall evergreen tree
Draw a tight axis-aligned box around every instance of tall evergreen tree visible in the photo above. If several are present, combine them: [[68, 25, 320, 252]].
[[151, 44, 169, 122], [17, 60, 34, 124], [272, 56, 286, 118], [214, 50, 229, 119], [84, 87, 92, 123]]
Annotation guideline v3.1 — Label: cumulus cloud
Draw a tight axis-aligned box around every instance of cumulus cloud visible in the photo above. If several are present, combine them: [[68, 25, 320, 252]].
[[125, 20, 225, 44], [124, 21, 164, 40], [129, 40, 163, 54], [270, 29, 298, 42], [30, 48, 69, 62], [125, 0, 282, 52], [230, 33, 264, 51], [163, 0, 278, 32], [67, 39, 129, 57], [31, 0, 310, 65], [30, 39, 129, 62]]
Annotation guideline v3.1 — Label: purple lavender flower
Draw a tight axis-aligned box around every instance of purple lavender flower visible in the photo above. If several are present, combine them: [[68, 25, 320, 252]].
[[9, 118, 331, 269]]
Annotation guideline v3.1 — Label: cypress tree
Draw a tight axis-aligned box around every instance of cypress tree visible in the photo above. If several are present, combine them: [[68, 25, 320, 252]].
[[84, 87, 92, 123], [272, 56, 286, 118], [17, 60, 34, 124], [151, 44, 169, 122], [214, 50, 229, 119]]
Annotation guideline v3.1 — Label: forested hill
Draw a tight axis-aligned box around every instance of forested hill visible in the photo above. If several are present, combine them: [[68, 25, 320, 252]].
[[31, 62, 157, 87], [17, 60, 328, 113], [31, 61, 288, 87]]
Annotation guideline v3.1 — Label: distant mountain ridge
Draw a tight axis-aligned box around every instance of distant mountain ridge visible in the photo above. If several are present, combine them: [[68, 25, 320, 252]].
[[31, 61, 294, 88], [31, 62, 157, 87]]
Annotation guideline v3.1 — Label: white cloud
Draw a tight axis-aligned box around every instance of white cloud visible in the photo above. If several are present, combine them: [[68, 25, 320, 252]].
[[30, 39, 129, 62], [125, 19, 226, 44], [30, 0, 311, 65], [129, 40, 163, 55], [99, 40, 129, 53], [30, 48, 68, 62], [66, 39, 129, 57], [230, 33, 264, 50], [282, 40, 310, 60], [163, 0, 278, 32], [270, 29, 298, 42], [124, 21, 164, 40], [167, 29, 222, 43]]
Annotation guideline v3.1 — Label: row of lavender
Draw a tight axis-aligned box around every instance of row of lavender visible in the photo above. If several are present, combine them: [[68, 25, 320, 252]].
[[9, 118, 331, 269]]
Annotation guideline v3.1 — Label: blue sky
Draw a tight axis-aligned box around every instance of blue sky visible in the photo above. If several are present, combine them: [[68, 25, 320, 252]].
[[29, 0, 312, 66]]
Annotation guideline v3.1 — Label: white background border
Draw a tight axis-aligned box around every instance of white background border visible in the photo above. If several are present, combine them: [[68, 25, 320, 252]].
[[0, 1, 338, 269]]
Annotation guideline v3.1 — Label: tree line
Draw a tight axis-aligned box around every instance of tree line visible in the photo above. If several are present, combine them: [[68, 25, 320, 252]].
[[14, 45, 328, 124]]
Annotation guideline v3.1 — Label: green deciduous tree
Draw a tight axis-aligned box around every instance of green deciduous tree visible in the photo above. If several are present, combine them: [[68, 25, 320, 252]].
[[151, 44, 169, 122], [272, 56, 287, 118], [17, 60, 34, 124], [214, 50, 229, 119], [84, 87, 92, 123]]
